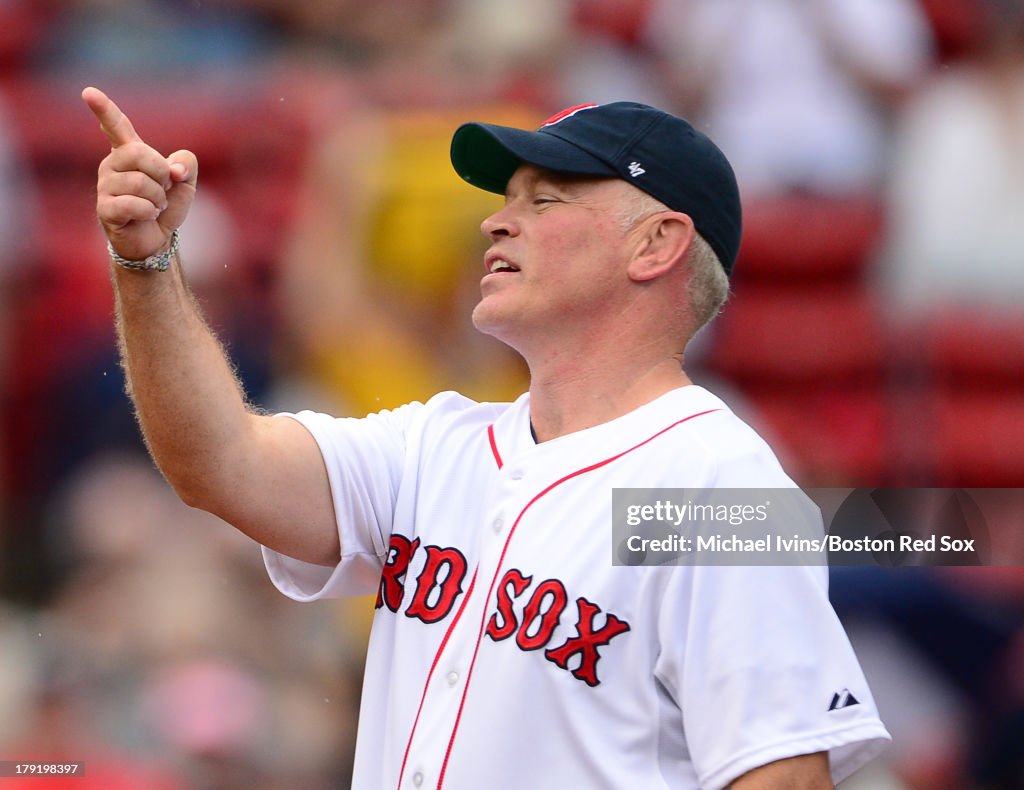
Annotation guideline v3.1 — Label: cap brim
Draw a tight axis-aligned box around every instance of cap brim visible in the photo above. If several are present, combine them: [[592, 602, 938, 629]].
[[451, 123, 618, 194]]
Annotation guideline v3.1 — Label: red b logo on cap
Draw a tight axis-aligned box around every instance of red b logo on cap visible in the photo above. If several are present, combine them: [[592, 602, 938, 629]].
[[540, 104, 599, 128]]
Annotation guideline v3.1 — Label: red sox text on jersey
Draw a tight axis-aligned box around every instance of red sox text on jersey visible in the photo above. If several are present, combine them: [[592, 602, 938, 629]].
[[376, 535, 631, 687]]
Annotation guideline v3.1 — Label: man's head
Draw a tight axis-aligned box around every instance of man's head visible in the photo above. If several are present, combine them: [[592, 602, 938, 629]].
[[450, 103, 738, 358], [450, 102, 742, 277], [461, 161, 726, 363]]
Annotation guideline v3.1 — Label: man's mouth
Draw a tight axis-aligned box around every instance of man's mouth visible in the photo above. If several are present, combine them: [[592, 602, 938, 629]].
[[486, 255, 520, 274]]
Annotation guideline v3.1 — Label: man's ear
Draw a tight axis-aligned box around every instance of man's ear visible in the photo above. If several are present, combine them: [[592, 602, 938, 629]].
[[626, 212, 695, 282]]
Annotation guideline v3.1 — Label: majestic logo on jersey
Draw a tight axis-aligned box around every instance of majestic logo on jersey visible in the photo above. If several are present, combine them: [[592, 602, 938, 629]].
[[376, 535, 631, 687], [540, 103, 599, 128], [828, 689, 860, 711]]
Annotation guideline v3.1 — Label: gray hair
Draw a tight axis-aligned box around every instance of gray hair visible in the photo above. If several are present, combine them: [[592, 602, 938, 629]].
[[685, 232, 730, 337], [617, 188, 730, 339]]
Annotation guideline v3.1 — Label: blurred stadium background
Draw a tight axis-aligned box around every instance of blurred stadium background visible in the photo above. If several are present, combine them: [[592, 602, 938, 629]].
[[0, 0, 1021, 787]]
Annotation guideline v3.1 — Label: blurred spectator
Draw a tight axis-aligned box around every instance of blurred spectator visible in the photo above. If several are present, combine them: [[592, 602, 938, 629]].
[[249, 0, 442, 63], [2, 453, 362, 786], [643, 0, 934, 198], [882, 0, 1024, 316], [876, 0, 1024, 488], [834, 565, 1024, 789], [831, 491, 1024, 788], [448, 0, 568, 105], [552, 0, 678, 109]]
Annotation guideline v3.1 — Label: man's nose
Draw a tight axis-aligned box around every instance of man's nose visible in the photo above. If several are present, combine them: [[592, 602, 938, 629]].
[[480, 204, 519, 238]]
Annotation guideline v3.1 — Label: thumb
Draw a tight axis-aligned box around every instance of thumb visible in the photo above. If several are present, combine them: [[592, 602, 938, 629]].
[[167, 149, 199, 187], [158, 149, 199, 233]]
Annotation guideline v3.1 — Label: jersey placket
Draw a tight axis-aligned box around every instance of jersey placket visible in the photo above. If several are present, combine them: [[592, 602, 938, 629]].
[[398, 447, 535, 789]]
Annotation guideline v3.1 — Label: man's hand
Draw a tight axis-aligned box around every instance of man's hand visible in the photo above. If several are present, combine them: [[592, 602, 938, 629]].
[[82, 86, 198, 261]]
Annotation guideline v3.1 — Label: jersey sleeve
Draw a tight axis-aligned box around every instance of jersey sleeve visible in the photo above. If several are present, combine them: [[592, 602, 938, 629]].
[[262, 401, 422, 601], [653, 498, 890, 788], [651, 399, 892, 786]]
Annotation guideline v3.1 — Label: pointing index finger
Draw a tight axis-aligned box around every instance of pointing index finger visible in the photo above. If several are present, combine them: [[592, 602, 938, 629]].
[[82, 86, 141, 148]]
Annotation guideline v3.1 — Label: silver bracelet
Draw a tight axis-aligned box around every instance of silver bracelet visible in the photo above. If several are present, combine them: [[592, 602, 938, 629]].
[[108, 229, 181, 272]]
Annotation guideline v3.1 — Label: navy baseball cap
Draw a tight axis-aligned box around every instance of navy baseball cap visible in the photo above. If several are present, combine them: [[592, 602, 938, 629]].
[[450, 102, 743, 276]]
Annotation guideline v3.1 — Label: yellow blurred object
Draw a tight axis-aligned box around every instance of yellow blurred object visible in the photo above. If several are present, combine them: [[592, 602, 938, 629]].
[[300, 104, 537, 415], [364, 114, 500, 302]]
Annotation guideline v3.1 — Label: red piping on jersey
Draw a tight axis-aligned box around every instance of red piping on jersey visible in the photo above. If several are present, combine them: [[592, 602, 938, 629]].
[[487, 424, 503, 469], [435, 407, 721, 788], [397, 567, 479, 790]]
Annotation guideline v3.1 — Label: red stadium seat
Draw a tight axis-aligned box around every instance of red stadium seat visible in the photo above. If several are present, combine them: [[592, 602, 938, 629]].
[[708, 283, 887, 384], [703, 282, 892, 485], [736, 195, 884, 283], [903, 310, 1024, 385], [932, 391, 1024, 486], [747, 385, 888, 486]]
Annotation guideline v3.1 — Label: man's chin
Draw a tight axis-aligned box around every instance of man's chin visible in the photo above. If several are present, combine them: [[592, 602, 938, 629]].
[[472, 301, 518, 345], [471, 304, 502, 337]]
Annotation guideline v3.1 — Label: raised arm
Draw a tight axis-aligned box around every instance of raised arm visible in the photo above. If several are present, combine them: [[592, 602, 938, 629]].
[[83, 87, 339, 565]]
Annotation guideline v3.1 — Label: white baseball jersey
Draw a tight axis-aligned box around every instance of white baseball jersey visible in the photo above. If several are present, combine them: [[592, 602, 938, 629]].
[[262, 385, 890, 789]]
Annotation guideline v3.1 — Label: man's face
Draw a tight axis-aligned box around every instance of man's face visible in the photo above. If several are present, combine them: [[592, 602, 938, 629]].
[[471, 164, 638, 351]]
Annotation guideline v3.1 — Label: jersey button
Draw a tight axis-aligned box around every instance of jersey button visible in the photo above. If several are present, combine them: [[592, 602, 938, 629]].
[[412, 771, 424, 787], [509, 468, 524, 481], [492, 517, 504, 534], [446, 671, 459, 686]]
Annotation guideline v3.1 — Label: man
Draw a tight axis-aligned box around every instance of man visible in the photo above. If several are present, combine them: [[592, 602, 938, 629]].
[[84, 88, 889, 788]]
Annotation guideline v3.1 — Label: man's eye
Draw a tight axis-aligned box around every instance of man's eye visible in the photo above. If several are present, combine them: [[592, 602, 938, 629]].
[[533, 197, 559, 205]]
